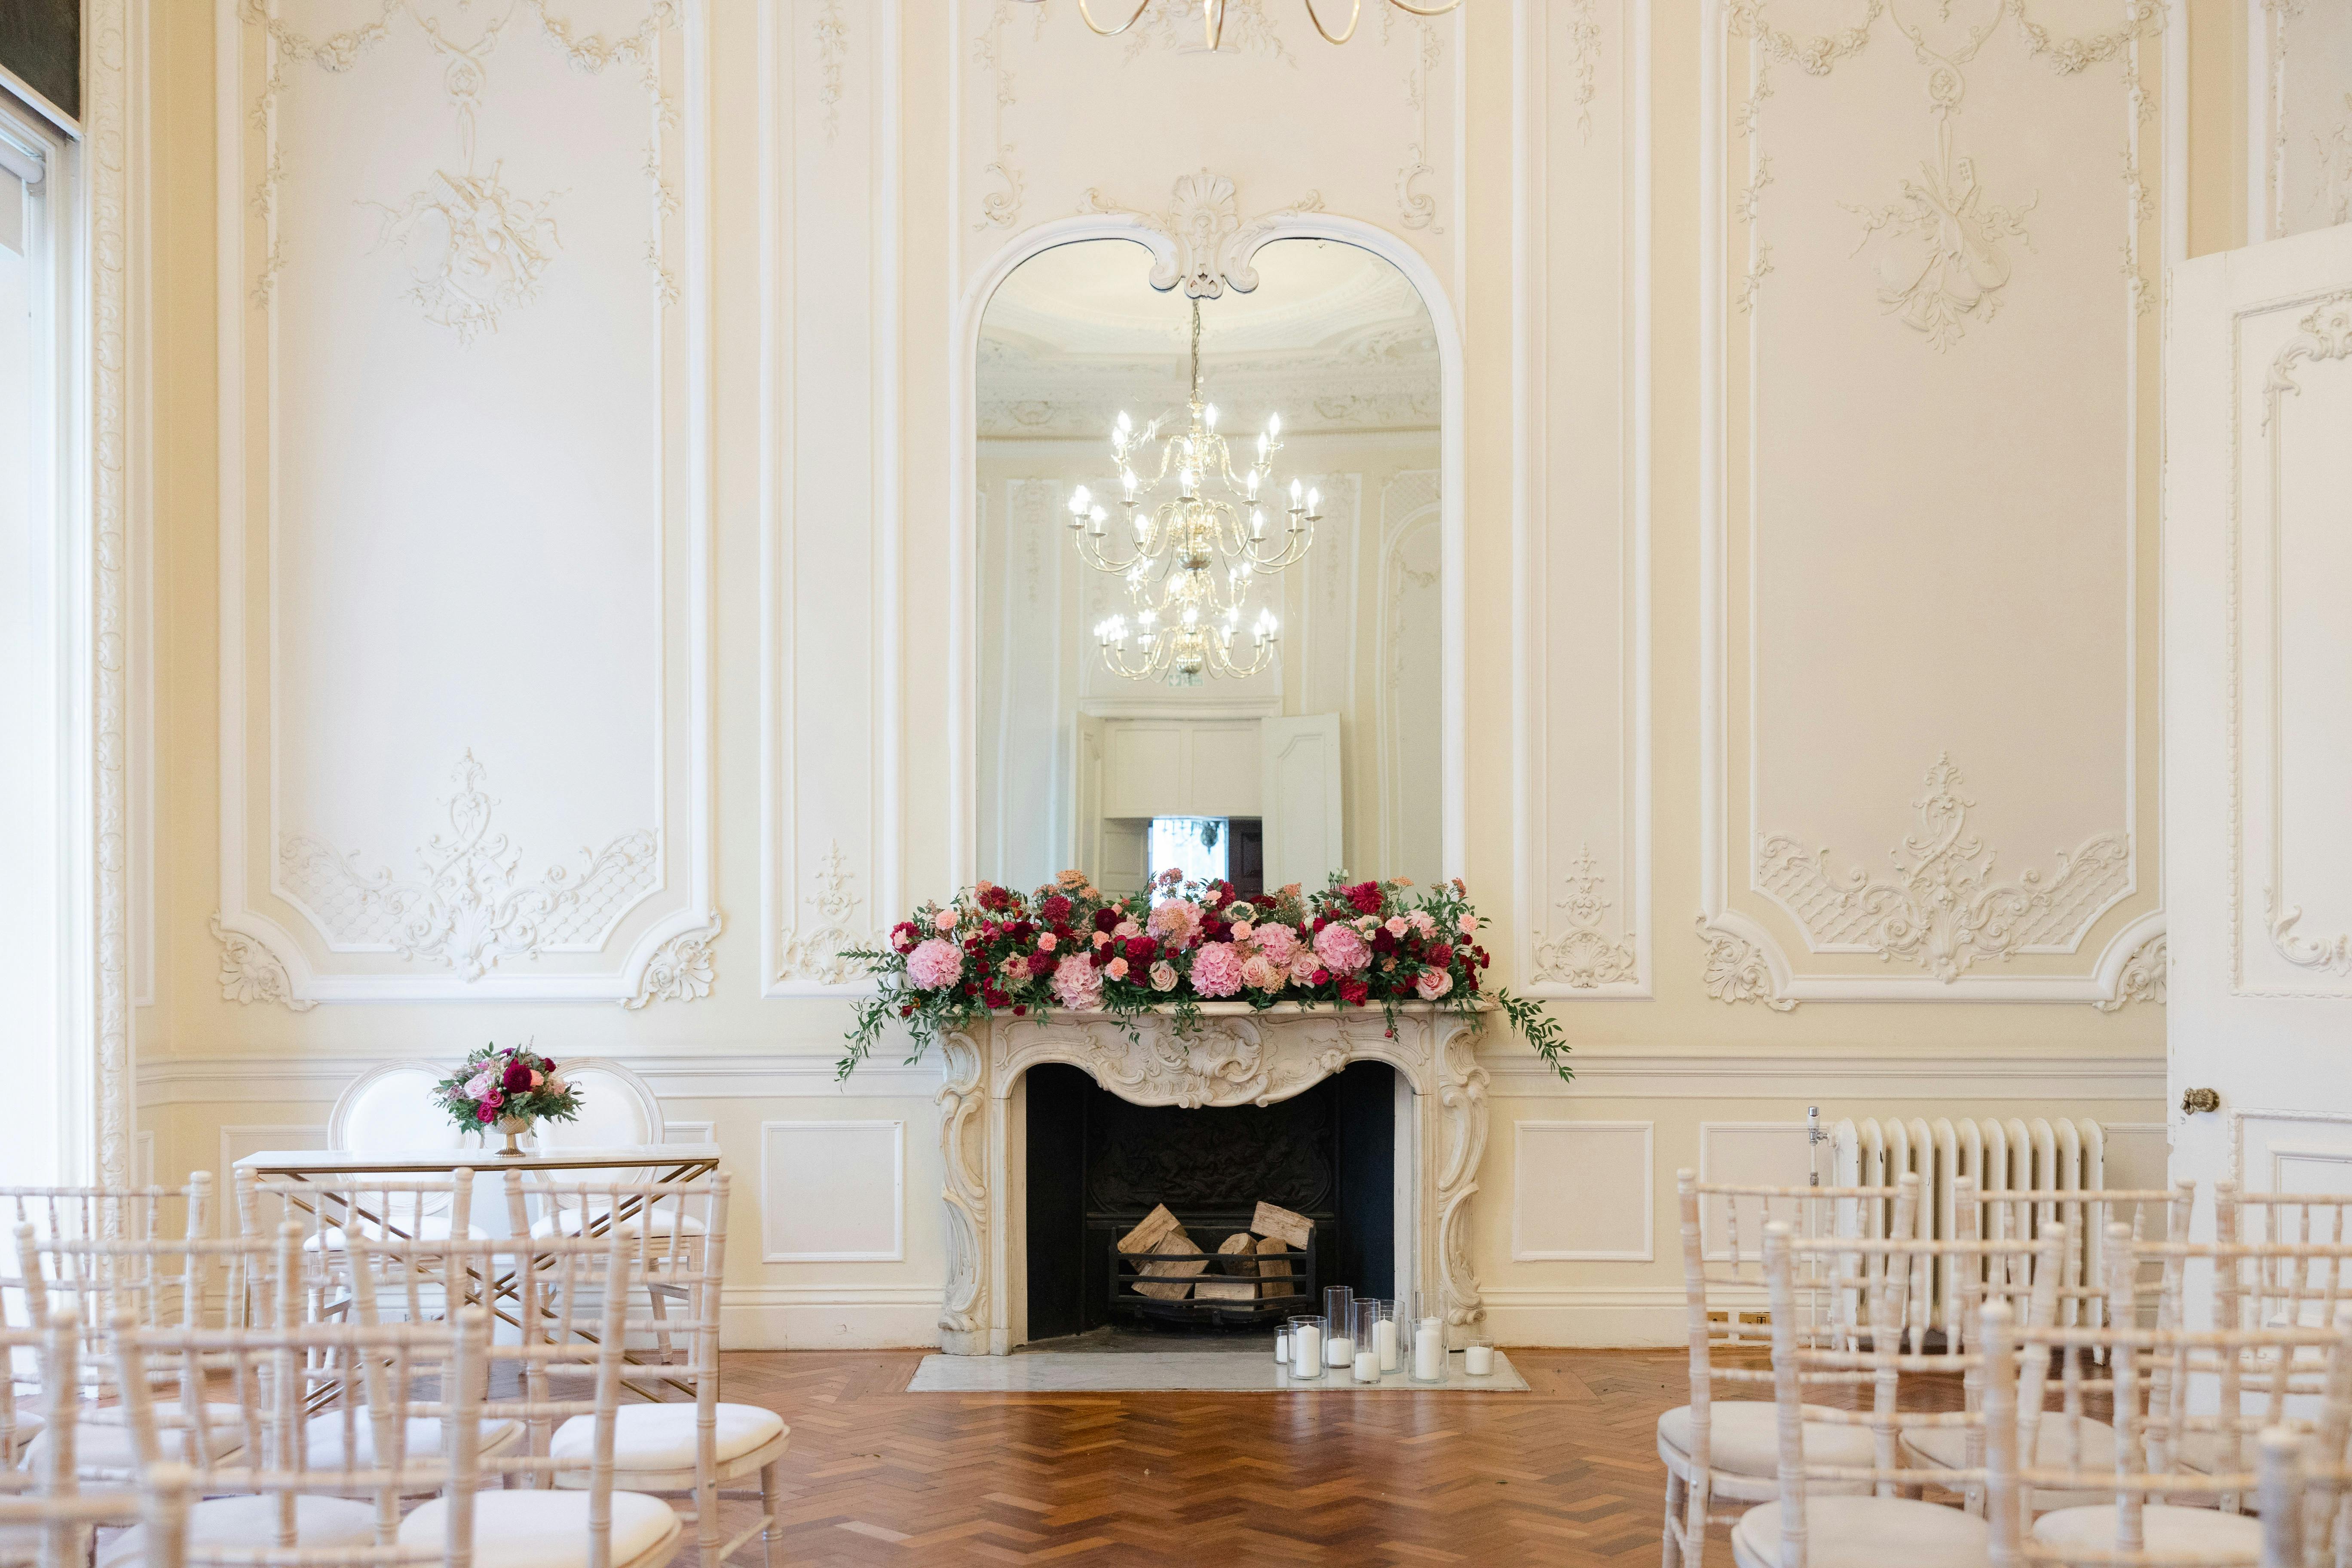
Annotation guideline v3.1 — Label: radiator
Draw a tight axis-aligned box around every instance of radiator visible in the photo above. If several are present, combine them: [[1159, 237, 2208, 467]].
[[1825, 1115, 2108, 1345]]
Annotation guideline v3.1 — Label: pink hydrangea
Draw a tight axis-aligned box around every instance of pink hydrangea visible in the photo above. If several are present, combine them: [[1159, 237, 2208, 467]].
[[1240, 954, 1283, 992], [1313, 922, 1372, 974], [1190, 941, 1245, 998], [1051, 952, 1104, 1011], [1148, 899, 1204, 949], [1252, 923, 1299, 965], [1416, 968, 1454, 1001], [907, 937, 963, 990]]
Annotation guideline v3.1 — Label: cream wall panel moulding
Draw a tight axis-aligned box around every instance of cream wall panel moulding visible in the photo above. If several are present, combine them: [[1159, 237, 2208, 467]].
[[760, 1120, 906, 1262], [946, 187, 1468, 886], [2249, 1, 2352, 244], [1513, 0, 1650, 998], [761, 0, 900, 998], [1510, 1121, 1653, 1261], [951, 2, 1464, 304], [214, 0, 716, 1005], [1697, 0, 2178, 1006]]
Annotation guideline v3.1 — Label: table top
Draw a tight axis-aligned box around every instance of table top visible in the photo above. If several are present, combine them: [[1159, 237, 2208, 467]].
[[233, 1145, 722, 1175]]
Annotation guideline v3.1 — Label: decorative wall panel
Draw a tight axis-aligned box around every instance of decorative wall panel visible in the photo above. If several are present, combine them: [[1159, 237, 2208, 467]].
[[1697, 0, 2172, 1004], [1516, 0, 1650, 997], [214, 0, 714, 1004], [763, 0, 900, 996], [2226, 291, 2352, 995], [1511, 1121, 1652, 1261], [760, 1120, 906, 1261], [2252, 1, 2352, 242]]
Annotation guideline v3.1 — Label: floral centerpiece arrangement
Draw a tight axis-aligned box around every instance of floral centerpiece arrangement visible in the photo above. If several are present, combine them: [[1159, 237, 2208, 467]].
[[433, 1043, 582, 1158], [838, 871, 1568, 1081]]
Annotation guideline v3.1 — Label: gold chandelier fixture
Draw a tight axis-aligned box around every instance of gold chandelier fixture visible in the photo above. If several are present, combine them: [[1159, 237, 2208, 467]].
[[1035, 0, 1462, 49], [1070, 300, 1321, 685]]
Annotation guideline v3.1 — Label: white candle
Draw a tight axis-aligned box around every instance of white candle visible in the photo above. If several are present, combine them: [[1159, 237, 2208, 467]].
[[1464, 1344, 1495, 1376], [1375, 1317, 1399, 1372], [1291, 1323, 1320, 1378], [1353, 1349, 1379, 1383], [1325, 1333, 1353, 1368], [1414, 1318, 1444, 1381], [1274, 1328, 1290, 1364]]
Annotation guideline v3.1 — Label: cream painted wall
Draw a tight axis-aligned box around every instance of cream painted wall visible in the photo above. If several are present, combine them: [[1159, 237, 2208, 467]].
[[129, 0, 2311, 1348]]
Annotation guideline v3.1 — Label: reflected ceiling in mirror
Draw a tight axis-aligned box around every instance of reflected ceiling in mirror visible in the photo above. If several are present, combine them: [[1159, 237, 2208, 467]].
[[977, 237, 1441, 903]]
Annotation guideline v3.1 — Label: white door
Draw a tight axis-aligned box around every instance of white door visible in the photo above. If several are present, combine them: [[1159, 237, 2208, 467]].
[[1260, 714, 1344, 892], [2168, 224, 2352, 1211]]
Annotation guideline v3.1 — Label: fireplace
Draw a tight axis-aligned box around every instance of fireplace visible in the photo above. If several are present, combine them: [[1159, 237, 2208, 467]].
[[1023, 1063, 1396, 1339], [934, 1002, 1491, 1355]]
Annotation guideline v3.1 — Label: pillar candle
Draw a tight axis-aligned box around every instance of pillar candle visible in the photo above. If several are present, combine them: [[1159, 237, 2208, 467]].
[[1464, 1344, 1495, 1376], [1325, 1333, 1353, 1368], [1274, 1327, 1290, 1364], [1291, 1322, 1320, 1378], [1353, 1349, 1379, 1383], [1375, 1317, 1399, 1372], [1414, 1318, 1444, 1381]]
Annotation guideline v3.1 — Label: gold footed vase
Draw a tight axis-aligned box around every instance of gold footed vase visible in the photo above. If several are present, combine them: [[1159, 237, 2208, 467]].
[[495, 1115, 532, 1159]]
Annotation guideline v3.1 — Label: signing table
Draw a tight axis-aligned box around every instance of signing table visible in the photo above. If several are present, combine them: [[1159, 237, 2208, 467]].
[[233, 1143, 722, 1395]]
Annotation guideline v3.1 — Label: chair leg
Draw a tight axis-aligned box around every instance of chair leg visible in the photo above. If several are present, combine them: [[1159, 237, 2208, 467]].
[[1662, 1467, 1688, 1568], [761, 1459, 786, 1568]]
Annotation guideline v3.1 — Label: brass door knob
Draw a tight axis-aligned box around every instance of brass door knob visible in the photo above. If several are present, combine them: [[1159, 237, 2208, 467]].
[[2181, 1087, 2221, 1115]]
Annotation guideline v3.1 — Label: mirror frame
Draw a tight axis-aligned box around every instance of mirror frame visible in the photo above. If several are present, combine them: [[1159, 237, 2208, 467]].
[[948, 214, 1466, 892]]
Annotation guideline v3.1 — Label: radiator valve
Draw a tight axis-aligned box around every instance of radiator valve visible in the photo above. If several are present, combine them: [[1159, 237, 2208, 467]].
[[2181, 1087, 2221, 1115]]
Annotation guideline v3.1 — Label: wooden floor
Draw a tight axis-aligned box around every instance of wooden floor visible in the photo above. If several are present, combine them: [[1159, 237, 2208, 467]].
[[704, 1348, 1936, 1567]]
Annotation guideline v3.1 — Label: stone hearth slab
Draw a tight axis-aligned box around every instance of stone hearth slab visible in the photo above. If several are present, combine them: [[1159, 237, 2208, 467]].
[[905, 1349, 1529, 1393]]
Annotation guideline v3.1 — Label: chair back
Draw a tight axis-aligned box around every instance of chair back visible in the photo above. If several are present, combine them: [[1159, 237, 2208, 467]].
[[530, 1059, 664, 1151], [329, 1063, 471, 1156], [0, 1307, 132, 1566]]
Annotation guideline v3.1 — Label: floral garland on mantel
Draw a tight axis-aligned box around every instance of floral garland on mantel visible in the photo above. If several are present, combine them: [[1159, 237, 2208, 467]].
[[837, 872, 1570, 1082]]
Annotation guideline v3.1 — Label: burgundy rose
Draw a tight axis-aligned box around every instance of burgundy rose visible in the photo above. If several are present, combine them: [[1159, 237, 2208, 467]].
[[1311, 967, 1331, 986], [983, 986, 1009, 1009], [1345, 882, 1384, 916], [475, 1096, 501, 1123], [1427, 943, 1455, 968], [1124, 935, 1156, 964], [1338, 977, 1369, 1006], [1370, 930, 1397, 956], [1041, 894, 1072, 924], [1027, 951, 1057, 977], [1093, 908, 1121, 934], [502, 1062, 534, 1093]]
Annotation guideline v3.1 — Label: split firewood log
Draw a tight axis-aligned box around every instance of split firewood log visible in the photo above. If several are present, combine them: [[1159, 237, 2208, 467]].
[[1250, 1201, 1312, 1250], [1118, 1204, 1185, 1256], [1196, 1232, 1262, 1301], [1134, 1232, 1207, 1300], [1255, 1233, 1299, 1298]]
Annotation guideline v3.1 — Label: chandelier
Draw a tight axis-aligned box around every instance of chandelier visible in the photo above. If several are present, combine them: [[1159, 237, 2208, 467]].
[[1029, 0, 1462, 49], [1070, 299, 1322, 685]]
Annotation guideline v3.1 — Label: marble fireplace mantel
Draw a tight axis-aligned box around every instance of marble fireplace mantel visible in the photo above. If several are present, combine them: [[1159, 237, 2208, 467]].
[[934, 1001, 1492, 1356]]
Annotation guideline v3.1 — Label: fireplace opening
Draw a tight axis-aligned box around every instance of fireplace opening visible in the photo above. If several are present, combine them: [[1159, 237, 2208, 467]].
[[1023, 1061, 1398, 1341]]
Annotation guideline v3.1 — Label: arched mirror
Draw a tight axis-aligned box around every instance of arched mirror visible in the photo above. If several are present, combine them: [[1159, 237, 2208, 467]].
[[975, 236, 1443, 900]]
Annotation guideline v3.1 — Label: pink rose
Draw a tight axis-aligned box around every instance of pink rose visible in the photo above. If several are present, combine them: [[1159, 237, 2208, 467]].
[[1240, 954, 1282, 992], [1458, 912, 1479, 937], [1409, 911, 1436, 936], [1190, 941, 1245, 998], [1230, 919, 1254, 942], [907, 937, 964, 990], [1287, 946, 1323, 985], [1147, 899, 1203, 949], [1113, 919, 1141, 939], [1416, 968, 1453, 1001], [1051, 952, 1104, 1011], [1313, 923, 1372, 975], [1253, 923, 1298, 965], [1106, 957, 1130, 980], [1092, 931, 1112, 949], [1149, 962, 1179, 992], [1385, 916, 1410, 938], [1000, 955, 1029, 983]]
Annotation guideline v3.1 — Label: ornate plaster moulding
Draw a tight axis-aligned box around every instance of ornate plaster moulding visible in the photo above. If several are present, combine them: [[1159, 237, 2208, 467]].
[[934, 1001, 1490, 1356], [1076, 170, 1328, 300], [1528, 844, 1638, 992]]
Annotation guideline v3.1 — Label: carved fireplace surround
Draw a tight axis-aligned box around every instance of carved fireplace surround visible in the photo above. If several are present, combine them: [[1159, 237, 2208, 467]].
[[934, 1001, 1491, 1356]]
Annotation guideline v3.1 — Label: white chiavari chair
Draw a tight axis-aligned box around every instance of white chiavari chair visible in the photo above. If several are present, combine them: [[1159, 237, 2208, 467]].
[[10, 1222, 254, 1481], [1739, 1218, 2070, 1568], [1662, 1173, 1920, 1568], [391, 1231, 686, 1568], [96, 1225, 470, 1567], [0, 1309, 139, 1568], [534, 1176, 784, 1568], [1974, 1185, 2194, 1338], [1978, 1283, 2347, 1566]]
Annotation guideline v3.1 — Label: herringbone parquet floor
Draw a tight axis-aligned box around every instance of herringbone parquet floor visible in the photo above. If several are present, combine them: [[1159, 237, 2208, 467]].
[[701, 1348, 1964, 1567]]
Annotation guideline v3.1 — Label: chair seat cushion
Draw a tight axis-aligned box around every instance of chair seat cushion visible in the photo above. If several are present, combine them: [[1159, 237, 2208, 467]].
[[400, 1490, 679, 1568], [551, 1402, 787, 1472], [303, 1413, 518, 1468], [96, 1494, 377, 1568], [1658, 1401, 1879, 1477], [1904, 1410, 2116, 1472], [29, 1401, 249, 1474], [1731, 1496, 1991, 1568], [2032, 1504, 2263, 1554]]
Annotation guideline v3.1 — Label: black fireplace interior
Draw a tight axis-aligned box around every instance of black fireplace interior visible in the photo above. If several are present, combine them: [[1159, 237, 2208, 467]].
[[1023, 1062, 1396, 1340]]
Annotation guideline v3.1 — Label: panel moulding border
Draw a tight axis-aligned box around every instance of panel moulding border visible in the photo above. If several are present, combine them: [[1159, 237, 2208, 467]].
[[210, 0, 719, 1006], [1510, 1119, 1654, 1261], [758, 1118, 907, 1262], [1694, 0, 2180, 1007], [1512, 0, 1652, 1000]]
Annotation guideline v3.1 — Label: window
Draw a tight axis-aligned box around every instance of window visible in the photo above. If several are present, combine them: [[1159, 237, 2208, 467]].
[[0, 91, 85, 1185]]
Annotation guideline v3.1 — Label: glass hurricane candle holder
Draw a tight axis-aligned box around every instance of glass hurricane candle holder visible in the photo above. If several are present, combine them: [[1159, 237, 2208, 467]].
[[1274, 1325, 1291, 1365], [1322, 1287, 1355, 1367], [1364, 1300, 1400, 1374], [1287, 1315, 1325, 1380], [1410, 1292, 1446, 1383], [1462, 1335, 1496, 1376]]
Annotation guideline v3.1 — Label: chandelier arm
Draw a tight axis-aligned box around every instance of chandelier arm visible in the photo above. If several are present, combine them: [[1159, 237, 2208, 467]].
[[1381, 0, 1465, 13], [1073, 0, 1154, 36], [1298, 0, 1364, 43]]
